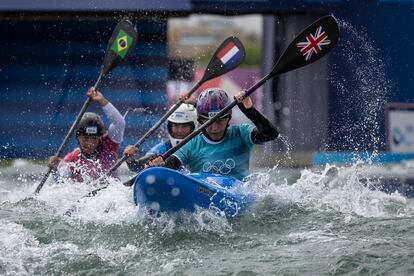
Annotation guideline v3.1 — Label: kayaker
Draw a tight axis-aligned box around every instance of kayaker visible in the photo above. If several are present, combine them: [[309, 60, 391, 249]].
[[123, 103, 197, 172], [47, 87, 126, 182], [147, 87, 279, 180]]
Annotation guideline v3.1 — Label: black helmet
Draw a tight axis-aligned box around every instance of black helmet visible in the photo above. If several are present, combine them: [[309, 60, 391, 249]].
[[76, 112, 104, 137]]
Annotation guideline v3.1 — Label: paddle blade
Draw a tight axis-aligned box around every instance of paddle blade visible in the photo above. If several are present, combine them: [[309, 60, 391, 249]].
[[200, 36, 245, 83], [272, 15, 339, 76], [101, 19, 138, 77]]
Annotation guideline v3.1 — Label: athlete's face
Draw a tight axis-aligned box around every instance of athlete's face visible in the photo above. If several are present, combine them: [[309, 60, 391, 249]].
[[170, 123, 193, 139], [200, 115, 230, 141], [78, 135, 101, 154]]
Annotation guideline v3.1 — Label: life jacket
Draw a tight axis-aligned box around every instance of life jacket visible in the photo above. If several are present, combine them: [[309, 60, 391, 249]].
[[60, 134, 119, 182]]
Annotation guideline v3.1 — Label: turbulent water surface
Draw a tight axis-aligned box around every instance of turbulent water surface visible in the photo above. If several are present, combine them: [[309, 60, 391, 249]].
[[1, 160, 414, 275]]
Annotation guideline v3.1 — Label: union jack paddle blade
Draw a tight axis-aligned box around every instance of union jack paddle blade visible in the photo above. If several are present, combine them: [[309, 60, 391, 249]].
[[272, 15, 339, 75], [201, 36, 245, 83]]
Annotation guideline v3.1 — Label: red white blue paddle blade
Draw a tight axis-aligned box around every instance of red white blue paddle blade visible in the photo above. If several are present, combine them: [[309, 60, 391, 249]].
[[201, 36, 246, 83]]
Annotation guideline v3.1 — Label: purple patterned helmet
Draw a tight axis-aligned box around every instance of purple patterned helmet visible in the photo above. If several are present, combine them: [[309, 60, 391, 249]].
[[196, 88, 232, 120]]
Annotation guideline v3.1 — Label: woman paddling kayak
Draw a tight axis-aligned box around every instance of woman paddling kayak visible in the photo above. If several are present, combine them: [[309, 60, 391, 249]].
[[146, 87, 279, 180], [47, 87, 125, 182], [123, 103, 197, 172]]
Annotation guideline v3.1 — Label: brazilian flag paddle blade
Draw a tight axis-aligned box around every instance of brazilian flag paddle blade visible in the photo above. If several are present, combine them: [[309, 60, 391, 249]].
[[101, 19, 138, 77]]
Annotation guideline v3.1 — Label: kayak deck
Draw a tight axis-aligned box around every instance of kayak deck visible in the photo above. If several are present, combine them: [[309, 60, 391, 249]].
[[133, 167, 254, 217]]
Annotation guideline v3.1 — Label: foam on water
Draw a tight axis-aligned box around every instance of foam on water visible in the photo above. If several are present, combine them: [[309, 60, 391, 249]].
[[0, 219, 40, 273], [0, 217, 158, 274], [243, 164, 414, 221]]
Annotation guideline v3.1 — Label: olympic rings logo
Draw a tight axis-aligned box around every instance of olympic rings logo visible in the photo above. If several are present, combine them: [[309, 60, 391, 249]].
[[202, 158, 235, 175]]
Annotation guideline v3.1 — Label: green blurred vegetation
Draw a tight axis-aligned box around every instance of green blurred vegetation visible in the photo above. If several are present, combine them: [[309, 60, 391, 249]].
[[0, 160, 13, 167], [243, 39, 261, 66], [0, 159, 46, 167]]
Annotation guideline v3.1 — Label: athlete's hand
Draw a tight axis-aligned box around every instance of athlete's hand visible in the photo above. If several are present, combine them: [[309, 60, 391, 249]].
[[48, 156, 60, 169], [124, 145, 138, 161], [145, 156, 165, 168], [124, 145, 138, 155], [179, 92, 197, 105], [234, 90, 253, 109], [87, 87, 108, 106]]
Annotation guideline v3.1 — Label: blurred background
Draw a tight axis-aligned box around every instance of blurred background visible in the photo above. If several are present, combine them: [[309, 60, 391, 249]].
[[1, 0, 414, 168]]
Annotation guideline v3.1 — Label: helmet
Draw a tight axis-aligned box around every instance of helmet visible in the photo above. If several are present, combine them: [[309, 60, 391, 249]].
[[167, 104, 197, 145], [196, 88, 232, 120], [76, 112, 104, 137]]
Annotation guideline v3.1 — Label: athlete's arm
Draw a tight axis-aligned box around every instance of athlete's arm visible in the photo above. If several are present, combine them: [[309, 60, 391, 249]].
[[238, 102, 279, 144], [87, 87, 126, 144], [126, 154, 158, 172], [102, 102, 126, 144], [142, 154, 181, 171]]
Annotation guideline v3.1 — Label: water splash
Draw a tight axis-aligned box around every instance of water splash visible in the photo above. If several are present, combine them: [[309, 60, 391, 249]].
[[245, 164, 414, 220], [328, 20, 392, 152]]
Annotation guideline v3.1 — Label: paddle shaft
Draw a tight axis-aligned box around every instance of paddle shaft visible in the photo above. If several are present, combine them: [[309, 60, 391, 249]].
[[35, 73, 103, 194], [105, 81, 202, 175]]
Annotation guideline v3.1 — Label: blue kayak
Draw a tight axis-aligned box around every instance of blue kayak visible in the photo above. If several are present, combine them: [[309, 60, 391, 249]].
[[133, 167, 254, 218]]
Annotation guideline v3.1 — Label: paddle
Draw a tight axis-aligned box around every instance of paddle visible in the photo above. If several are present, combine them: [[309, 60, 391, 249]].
[[104, 36, 246, 176], [34, 19, 138, 194], [121, 15, 339, 187]]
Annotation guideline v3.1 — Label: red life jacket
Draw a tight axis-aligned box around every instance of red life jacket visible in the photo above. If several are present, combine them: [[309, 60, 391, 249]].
[[59, 134, 119, 182]]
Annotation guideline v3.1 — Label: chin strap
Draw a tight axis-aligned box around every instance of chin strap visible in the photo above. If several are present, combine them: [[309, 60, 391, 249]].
[[80, 150, 98, 160]]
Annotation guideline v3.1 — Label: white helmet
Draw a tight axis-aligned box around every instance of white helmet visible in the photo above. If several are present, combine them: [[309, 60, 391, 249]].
[[167, 104, 197, 145]]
